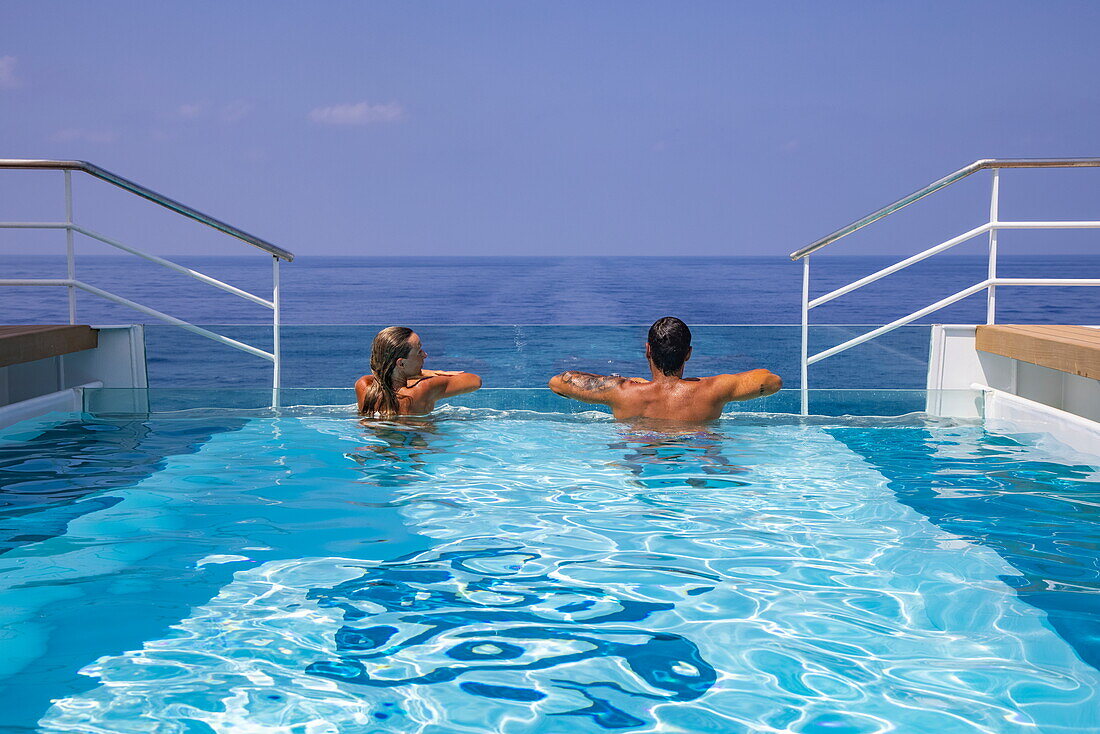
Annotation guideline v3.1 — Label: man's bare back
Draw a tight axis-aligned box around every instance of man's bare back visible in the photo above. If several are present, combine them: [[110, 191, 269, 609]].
[[548, 317, 781, 422], [549, 369, 781, 421]]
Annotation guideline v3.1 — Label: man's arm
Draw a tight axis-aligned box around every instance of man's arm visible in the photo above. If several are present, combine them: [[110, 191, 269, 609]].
[[716, 369, 783, 403], [548, 370, 628, 405]]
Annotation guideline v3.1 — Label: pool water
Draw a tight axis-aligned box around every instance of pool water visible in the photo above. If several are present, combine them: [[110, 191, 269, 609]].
[[0, 408, 1098, 733]]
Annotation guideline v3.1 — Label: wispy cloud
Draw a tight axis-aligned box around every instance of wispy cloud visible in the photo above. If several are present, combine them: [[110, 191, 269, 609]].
[[174, 100, 252, 123], [51, 128, 117, 144], [177, 102, 205, 119], [0, 55, 21, 89], [220, 100, 252, 123], [309, 101, 404, 126]]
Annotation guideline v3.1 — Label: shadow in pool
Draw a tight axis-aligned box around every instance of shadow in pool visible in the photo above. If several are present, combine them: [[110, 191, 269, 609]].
[[0, 417, 246, 557], [609, 424, 751, 492], [304, 545, 717, 729], [344, 417, 446, 488], [828, 425, 1100, 673]]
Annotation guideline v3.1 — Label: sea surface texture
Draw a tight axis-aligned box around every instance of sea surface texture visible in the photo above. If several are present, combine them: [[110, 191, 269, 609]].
[[2, 255, 1097, 389], [2, 254, 1096, 326]]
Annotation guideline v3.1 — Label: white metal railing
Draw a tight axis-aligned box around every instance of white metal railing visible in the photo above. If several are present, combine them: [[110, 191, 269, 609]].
[[791, 158, 1100, 415], [0, 160, 293, 398]]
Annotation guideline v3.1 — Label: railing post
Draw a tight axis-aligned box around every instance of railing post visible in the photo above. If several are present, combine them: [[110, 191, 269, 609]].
[[800, 255, 810, 416], [272, 255, 281, 407], [987, 168, 1000, 324], [64, 171, 76, 324]]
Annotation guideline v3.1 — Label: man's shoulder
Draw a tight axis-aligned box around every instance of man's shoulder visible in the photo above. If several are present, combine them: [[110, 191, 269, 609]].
[[671, 374, 726, 389], [679, 374, 746, 400], [696, 371, 765, 383]]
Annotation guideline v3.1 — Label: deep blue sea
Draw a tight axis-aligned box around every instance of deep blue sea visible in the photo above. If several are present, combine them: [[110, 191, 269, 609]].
[[3, 254, 1098, 325], [1, 255, 1097, 388]]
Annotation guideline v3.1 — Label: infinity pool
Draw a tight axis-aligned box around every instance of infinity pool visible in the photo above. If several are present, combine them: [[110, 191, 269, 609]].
[[0, 407, 1098, 732]]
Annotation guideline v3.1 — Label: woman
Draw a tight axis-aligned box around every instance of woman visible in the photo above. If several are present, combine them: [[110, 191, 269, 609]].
[[355, 327, 482, 417]]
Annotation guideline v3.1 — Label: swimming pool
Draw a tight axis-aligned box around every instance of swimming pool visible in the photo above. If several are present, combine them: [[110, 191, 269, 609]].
[[1, 403, 1098, 732]]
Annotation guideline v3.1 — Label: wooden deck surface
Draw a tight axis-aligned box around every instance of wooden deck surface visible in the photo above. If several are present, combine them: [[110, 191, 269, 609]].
[[0, 325, 99, 368], [976, 324, 1100, 380]]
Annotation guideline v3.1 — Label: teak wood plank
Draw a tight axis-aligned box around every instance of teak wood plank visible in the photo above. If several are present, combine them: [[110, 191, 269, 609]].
[[0, 325, 99, 368], [996, 324, 1100, 345], [976, 325, 1100, 380]]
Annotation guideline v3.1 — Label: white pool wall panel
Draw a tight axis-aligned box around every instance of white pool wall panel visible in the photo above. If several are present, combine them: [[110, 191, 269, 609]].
[[0, 325, 147, 427], [928, 324, 1100, 455]]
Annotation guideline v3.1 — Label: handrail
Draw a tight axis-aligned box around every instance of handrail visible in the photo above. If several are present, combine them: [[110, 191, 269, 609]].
[[0, 279, 275, 362], [789, 158, 1100, 260], [808, 223, 992, 309], [794, 159, 1100, 415], [0, 159, 294, 261], [70, 224, 276, 308], [0, 161, 290, 401]]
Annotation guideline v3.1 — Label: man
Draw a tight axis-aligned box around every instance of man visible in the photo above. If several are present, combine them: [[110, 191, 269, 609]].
[[548, 317, 781, 422]]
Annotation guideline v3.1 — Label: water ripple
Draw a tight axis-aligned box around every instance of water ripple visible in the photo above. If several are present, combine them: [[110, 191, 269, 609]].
[[31, 415, 1100, 732]]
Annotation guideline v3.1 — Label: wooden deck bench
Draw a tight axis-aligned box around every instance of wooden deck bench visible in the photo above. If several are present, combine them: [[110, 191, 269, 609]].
[[975, 325, 1100, 380], [0, 325, 99, 368]]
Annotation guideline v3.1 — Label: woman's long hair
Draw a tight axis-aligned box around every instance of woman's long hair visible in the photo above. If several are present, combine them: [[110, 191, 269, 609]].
[[359, 326, 415, 417]]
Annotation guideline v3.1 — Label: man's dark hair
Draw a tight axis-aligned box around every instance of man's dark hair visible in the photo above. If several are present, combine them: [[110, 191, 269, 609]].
[[647, 317, 692, 375]]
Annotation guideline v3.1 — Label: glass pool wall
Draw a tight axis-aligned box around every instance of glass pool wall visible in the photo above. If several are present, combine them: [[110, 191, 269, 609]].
[[142, 324, 933, 390], [81, 388, 981, 420]]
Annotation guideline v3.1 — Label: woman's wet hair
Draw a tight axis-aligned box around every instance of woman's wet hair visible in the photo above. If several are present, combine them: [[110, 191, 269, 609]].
[[360, 326, 415, 417], [648, 317, 692, 375]]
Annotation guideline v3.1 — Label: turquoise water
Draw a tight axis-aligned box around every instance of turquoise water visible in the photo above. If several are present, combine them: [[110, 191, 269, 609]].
[[1, 408, 1099, 732]]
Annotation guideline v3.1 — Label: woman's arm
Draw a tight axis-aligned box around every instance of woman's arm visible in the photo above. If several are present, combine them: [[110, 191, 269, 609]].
[[434, 371, 482, 398]]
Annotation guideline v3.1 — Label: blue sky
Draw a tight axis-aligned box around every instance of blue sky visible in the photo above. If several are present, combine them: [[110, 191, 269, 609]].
[[2, 1, 1100, 257]]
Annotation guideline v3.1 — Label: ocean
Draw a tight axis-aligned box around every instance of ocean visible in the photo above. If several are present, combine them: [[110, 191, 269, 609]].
[[1, 255, 1097, 388]]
